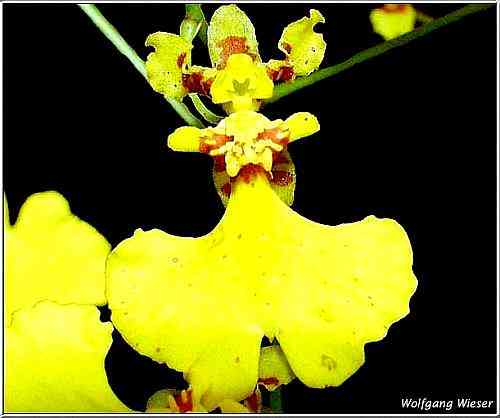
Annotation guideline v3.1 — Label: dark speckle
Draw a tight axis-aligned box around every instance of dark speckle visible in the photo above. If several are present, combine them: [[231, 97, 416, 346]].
[[237, 233, 243, 239], [321, 354, 337, 371], [156, 347, 161, 353], [235, 356, 240, 363], [171, 257, 179, 263]]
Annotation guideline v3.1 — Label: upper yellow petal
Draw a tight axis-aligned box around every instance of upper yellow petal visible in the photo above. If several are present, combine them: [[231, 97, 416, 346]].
[[207, 4, 260, 69], [5, 301, 131, 412], [145, 32, 192, 99], [4, 192, 110, 324], [107, 172, 416, 407], [278, 9, 326, 76]]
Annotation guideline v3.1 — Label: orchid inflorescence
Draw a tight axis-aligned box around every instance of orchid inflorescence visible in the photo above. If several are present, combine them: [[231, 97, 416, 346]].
[[4, 4, 420, 413]]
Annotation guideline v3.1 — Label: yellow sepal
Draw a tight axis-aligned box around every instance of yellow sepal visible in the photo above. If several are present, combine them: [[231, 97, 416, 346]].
[[279, 9, 326, 76], [168, 126, 203, 152], [145, 32, 192, 100], [284, 112, 320, 142]]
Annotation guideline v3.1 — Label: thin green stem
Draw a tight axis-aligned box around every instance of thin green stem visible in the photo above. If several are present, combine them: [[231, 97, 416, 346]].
[[78, 4, 204, 128], [416, 10, 434, 24], [188, 94, 224, 124], [267, 4, 493, 104]]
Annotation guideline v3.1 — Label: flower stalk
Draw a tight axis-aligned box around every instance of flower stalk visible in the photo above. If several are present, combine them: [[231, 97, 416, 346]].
[[267, 4, 493, 104], [78, 4, 204, 128]]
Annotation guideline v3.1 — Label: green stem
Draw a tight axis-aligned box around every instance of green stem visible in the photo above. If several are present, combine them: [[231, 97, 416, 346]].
[[269, 388, 283, 413], [267, 4, 493, 104], [78, 3, 204, 128], [188, 94, 224, 124], [416, 10, 434, 24]]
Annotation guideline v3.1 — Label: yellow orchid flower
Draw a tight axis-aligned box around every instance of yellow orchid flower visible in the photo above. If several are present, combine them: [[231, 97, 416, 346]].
[[145, 5, 328, 113], [370, 4, 417, 41], [106, 111, 417, 410], [167, 110, 318, 207], [4, 192, 131, 413]]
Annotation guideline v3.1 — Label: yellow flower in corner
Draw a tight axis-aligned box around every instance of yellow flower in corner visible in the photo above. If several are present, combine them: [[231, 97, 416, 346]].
[[106, 111, 417, 411], [370, 4, 417, 40], [4, 192, 130, 413]]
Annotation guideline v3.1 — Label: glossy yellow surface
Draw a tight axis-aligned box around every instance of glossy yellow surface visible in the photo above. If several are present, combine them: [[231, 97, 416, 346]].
[[107, 172, 417, 410]]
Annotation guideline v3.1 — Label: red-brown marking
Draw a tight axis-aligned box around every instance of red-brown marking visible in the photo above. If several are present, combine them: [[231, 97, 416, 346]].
[[217, 36, 249, 68], [199, 135, 231, 154], [273, 152, 290, 165], [258, 376, 280, 386], [267, 65, 295, 83], [381, 4, 409, 13], [173, 390, 193, 413], [244, 389, 261, 413], [257, 128, 290, 146], [270, 170, 293, 187], [282, 42, 292, 54], [221, 182, 232, 197], [238, 164, 264, 183], [177, 52, 187, 69], [182, 72, 214, 96], [213, 155, 226, 172]]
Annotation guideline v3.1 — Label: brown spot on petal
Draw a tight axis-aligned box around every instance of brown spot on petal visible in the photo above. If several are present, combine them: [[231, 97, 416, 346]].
[[282, 42, 292, 54], [217, 36, 255, 69], [222, 182, 232, 197], [182, 72, 214, 96], [176, 52, 186, 69], [268, 65, 295, 83], [270, 170, 293, 187], [258, 376, 279, 386], [213, 155, 226, 172], [321, 354, 337, 371]]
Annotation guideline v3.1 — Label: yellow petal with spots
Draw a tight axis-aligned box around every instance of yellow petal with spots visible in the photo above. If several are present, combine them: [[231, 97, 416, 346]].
[[145, 32, 192, 100], [370, 5, 417, 41], [4, 192, 110, 324], [259, 345, 295, 390], [279, 9, 326, 76], [207, 4, 260, 69], [5, 301, 131, 412], [107, 173, 416, 409]]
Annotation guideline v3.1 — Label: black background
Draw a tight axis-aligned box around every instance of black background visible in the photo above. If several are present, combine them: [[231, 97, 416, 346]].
[[3, 2, 498, 414]]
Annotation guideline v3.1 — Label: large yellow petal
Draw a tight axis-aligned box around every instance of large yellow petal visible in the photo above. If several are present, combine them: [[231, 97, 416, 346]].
[[5, 301, 131, 412], [4, 192, 110, 324], [207, 5, 260, 69], [107, 172, 416, 408], [278, 9, 326, 76]]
